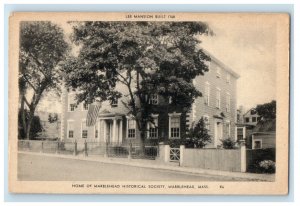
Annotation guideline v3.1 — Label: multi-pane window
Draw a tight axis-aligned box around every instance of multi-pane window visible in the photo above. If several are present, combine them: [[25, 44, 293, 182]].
[[83, 102, 89, 110], [226, 93, 231, 112], [226, 73, 230, 83], [111, 99, 118, 107], [254, 140, 262, 149], [68, 94, 76, 112], [148, 117, 158, 139], [236, 127, 245, 141], [128, 119, 136, 138], [252, 117, 257, 122], [170, 116, 180, 138], [204, 82, 210, 105], [245, 117, 249, 123], [150, 94, 158, 105], [95, 125, 98, 138], [225, 121, 230, 137], [69, 103, 76, 112], [81, 120, 88, 138], [68, 121, 74, 138], [216, 88, 221, 109]]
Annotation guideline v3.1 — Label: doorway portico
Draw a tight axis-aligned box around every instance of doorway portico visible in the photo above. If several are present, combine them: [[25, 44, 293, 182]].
[[98, 113, 124, 144]]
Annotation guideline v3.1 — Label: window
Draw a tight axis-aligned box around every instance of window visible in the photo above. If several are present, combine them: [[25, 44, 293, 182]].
[[127, 119, 136, 138], [203, 115, 210, 130], [245, 117, 249, 123], [236, 127, 245, 141], [67, 121, 74, 138], [148, 116, 158, 139], [250, 109, 257, 115], [216, 88, 221, 109], [169, 115, 180, 139], [68, 94, 76, 112], [111, 99, 118, 107], [216, 67, 221, 78], [69, 103, 76, 112], [82, 102, 89, 111], [204, 82, 210, 105], [226, 73, 230, 83], [226, 93, 231, 112], [254, 140, 262, 149], [81, 120, 88, 138], [95, 125, 98, 138], [225, 121, 230, 137], [150, 94, 158, 105], [252, 117, 257, 122]]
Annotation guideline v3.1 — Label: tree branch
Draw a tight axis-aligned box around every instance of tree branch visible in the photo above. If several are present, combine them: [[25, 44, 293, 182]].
[[23, 75, 38, 93]]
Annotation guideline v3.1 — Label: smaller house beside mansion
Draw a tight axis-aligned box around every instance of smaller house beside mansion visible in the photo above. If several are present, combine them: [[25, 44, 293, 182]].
[[60, 53, 240, 148]]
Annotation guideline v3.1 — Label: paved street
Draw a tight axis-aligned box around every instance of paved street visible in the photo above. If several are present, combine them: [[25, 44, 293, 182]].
[[18, 153, 250, 181]]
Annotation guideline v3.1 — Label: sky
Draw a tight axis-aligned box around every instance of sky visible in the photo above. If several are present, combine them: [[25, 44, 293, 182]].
[[200, 18, 277, 111], [37, 18, 277, 113]]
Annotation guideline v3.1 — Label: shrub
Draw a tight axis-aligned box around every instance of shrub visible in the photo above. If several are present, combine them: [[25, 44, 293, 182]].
[[258, 160, 276, 173], [220, 138, 236, 149], [183, 118, 212, 148]]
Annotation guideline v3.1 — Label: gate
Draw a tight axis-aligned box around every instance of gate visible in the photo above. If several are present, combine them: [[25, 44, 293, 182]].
[[170, 147, 180, 162]]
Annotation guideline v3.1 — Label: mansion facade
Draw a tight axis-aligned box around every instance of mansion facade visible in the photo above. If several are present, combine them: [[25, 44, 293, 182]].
[[60, 54, 239, 148]]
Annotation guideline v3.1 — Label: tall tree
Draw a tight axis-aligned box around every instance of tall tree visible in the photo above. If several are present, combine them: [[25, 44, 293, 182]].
[[19, 21, 69, 139], [63, 21, 211, 148], [256, 100, 276, 120]]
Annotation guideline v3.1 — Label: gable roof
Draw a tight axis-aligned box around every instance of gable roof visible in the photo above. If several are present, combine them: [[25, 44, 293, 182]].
[[200, 48, 240, 79]]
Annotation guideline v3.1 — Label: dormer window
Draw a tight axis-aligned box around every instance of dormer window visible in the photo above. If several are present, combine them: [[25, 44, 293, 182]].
[[111, 99, 118, 107]]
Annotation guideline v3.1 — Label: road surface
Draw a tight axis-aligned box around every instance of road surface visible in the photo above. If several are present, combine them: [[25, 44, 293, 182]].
[[18, 153, 248, 181]]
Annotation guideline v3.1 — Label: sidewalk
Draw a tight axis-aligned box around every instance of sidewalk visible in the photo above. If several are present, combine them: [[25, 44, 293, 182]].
[[18, 151, 275, 181]]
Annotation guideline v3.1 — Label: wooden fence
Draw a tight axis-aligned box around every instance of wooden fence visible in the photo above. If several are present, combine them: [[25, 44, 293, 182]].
[[181, 148, 242, 172]]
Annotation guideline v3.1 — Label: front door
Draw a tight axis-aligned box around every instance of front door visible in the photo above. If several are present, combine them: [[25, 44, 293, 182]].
[[215, 121, 223, 147], [105, 120, 112, 143]]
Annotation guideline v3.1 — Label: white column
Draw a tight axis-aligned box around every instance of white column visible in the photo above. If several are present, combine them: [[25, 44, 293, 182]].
[[112, 118, 117, 143], [103, 120, 107, 143], [119, 119, 123, 144], [164, 145, 170, 163], [180, 145, 185, 166]]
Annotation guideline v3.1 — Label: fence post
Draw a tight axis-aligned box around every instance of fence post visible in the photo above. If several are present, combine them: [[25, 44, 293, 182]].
[[84, 140, 88, 157], [164, 144, 170, 163], [179, 145, 185, 166], [41, 141, 44, 153], [239, 139, 246, 172], [74, 140, 77, 156], [128, 142, 132, 159]]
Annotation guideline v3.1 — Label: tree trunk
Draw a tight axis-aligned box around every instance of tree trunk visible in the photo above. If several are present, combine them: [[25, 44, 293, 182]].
[[20, 95, 28, 139], [25, 103, 37, 140], [25, 112, 34, 140]]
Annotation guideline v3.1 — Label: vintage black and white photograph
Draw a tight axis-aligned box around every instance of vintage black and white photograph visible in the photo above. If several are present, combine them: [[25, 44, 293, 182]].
[[9, 12, 289, 194]]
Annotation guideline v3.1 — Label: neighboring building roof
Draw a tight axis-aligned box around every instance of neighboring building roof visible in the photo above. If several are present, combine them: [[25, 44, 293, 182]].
[[244, 108, 259, 117], [252, 119, 276, 133]]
